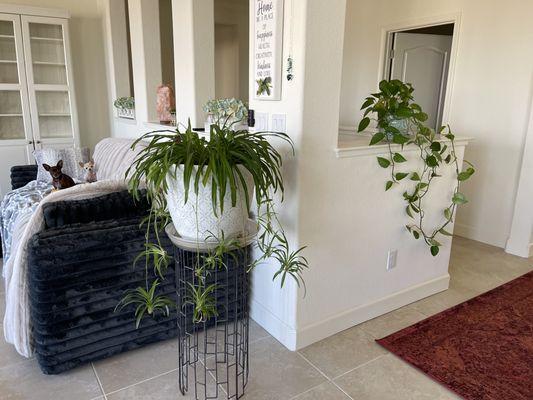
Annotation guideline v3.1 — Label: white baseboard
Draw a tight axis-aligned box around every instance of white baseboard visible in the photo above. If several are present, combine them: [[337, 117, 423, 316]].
[[453, 222, 506, 248], [249, 299, 298, 351], [294, 274, 450, 350]]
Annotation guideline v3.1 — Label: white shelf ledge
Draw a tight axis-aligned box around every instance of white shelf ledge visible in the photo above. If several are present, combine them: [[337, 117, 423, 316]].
[[0, 113, 22, 117], [143, 121, 178, 131], [335, 132, 472, 159], [30, 36, 63, 42], [33, 61, 65, 66]]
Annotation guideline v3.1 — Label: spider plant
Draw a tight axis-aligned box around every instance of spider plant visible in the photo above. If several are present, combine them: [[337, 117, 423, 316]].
[[121, 121, 309, 325], [186, 283, 218, 323], [202, 231, 241, 271], [115, 280, 175, 328]]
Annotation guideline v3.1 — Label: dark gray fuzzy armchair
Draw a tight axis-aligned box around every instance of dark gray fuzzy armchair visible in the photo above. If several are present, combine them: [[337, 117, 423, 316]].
[[9, 166, 177, 374]]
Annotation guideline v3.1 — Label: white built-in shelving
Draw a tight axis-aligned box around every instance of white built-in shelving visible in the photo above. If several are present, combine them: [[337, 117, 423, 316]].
[[0, 6, 78, 196]]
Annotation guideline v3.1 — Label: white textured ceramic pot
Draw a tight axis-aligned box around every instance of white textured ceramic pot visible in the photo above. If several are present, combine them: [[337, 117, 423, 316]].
[[165, 165, 253, 241]]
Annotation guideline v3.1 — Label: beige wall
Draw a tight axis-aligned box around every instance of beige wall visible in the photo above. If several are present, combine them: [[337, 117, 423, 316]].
[[159, 0, 174, 87], [340, 0, 533, 248], [3, 0, 110, 150], [215, 0, 249, 101]]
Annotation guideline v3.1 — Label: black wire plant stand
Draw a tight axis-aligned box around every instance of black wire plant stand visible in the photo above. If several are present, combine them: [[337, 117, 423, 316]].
[[167, 223, 255, 400]]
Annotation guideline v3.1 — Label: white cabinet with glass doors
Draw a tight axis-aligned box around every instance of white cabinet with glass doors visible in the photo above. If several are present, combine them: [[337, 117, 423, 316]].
[[0, 5, 78, 197]]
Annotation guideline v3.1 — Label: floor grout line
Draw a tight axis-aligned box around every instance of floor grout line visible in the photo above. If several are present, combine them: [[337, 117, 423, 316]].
[[331, 354, 387, 381], [91, 362, 107, 400], [104, 367, 179, 397], [295, 352, 355, 400]]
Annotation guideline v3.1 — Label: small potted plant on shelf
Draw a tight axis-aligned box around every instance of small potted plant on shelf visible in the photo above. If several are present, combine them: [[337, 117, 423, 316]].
[[119, 113, 308, 326], [203, 98, 248, 133], [114, 96, 135, 119]]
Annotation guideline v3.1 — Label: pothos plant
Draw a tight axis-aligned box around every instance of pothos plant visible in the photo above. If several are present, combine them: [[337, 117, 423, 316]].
[[116, 117, 308, 325], [358, 79, 475, 256]]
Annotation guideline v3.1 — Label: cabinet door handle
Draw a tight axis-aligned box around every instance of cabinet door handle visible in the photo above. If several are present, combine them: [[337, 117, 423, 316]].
[[36, 140, 41, 144], [28, 140, 33, 145]]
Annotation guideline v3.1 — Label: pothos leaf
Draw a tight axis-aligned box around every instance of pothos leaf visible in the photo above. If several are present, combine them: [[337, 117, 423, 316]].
[[395, 172, 408, 181], [430, 246, 440, 256], [369, 131, 385, 145], [393, 153, 407, 163], [392, 133, 409, 145], [426, 155, 438, 167], [452, 192, 468, 205], [439, 228, 453, 236], [377, 157, 391, 168], [358, 117, 371, 132], [361, 98, 374, 109], [385, 180, 394, 191]]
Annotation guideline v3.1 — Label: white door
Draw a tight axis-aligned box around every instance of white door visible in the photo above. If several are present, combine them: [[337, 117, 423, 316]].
[[20, 15, 79, 151], [0, 13, 34, 197], [390, 33, 452, 130]]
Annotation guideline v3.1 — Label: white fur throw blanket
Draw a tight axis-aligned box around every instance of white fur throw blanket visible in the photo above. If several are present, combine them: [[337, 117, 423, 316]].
[[3, 180, 128, 357]]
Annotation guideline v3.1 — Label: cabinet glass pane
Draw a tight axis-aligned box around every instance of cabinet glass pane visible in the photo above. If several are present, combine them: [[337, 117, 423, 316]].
[[0, 21, 14, 36], [36, 91, 72, 138], [0, 21, 18, 83], [0, 91, 24, 140], [30, 23, 66, 85], [39, 115, 72, 138], [36, 91, 70, 114], [0, 116, 24, 140], [0, 90, 22, 113], [29, 23, 62, 39]]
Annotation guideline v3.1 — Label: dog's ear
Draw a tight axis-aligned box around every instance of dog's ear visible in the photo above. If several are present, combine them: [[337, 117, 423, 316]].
[[43, 163, 51, 171], [79, 161, 84, 168], [57, 160, 63, 169]]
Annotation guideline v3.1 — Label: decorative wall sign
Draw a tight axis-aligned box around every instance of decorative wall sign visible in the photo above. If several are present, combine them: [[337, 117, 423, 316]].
[[254, 0, 284, 100]]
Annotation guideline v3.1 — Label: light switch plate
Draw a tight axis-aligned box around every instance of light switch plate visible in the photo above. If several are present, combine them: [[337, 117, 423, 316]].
[[255, 112, 269, 131], [272, 114, 287, 133]]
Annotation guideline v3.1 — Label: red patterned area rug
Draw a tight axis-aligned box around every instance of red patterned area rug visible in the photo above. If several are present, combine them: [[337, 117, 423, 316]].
[[376, 271, 533, 400]]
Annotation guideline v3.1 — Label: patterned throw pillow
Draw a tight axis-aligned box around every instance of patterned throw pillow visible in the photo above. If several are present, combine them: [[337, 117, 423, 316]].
[[34, 147, 90, 183]]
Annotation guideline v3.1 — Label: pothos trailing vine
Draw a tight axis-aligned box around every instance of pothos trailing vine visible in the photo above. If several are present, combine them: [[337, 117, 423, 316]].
[[116, 116, 309, 325], [358, 79, 475, 256]]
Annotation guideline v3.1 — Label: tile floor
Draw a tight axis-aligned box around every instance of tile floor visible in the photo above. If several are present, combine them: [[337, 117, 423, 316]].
[[0, 236, 532, 399]]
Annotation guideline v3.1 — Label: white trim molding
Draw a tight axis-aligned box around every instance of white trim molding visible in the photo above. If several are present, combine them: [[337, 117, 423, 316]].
[[0, 4, 69, 19], [335, 135, 471, 159], [250, 299, 298, 351], [505, 77, 533, 258], [294, 274, 450, 350], [251, 274, 450, 351]]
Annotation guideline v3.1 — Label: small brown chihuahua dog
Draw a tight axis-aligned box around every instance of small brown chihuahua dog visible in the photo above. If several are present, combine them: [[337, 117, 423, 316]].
[[43, 160, 76, 190]]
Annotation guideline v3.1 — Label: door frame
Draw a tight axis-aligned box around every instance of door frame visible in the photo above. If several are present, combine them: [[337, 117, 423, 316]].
[[377, 13, 461, 128]]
